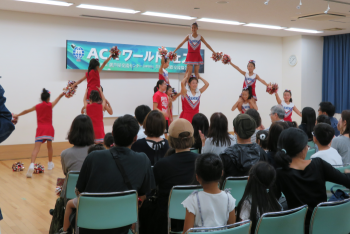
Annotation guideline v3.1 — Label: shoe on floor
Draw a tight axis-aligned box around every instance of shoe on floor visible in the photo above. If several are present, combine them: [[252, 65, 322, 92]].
[[55, 228, 68, 234], [26, 163, 34, 178], [48, 161, 54, 170]]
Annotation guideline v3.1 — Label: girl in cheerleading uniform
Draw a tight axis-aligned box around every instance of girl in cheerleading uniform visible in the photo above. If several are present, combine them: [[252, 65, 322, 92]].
[[13, 89, 64, 178], [159, 56, 170, 85], [153, 80, 169, 135], [166, 85, 181, 127], [173, 22, 216, 82], [275, 89, 302, 122], [231, 86, 258, 113], [80, 86, 113, 115], [84, 87, 106, 143], [180, 73, 209, 123]]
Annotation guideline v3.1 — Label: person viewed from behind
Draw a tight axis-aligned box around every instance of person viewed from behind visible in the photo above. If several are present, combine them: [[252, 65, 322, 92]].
[[256, 130, 269, 151], [191, 113, 209, 153], [103, 132, 114, 149], [266, 122, 289, 168], [319, 102, 340, 136], [331, 110, 350, 164], [316, 115, 331, 125], [0, 85, 15, 144], [245, 109, 263, 143], [135, 105, 152, 140], [299, 107, 316, 141]]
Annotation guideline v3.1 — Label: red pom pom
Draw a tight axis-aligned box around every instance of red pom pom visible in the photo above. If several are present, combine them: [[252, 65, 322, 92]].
[[63, 81, 77, 98], [211, 52, 223, 62], [158, 46, 168, 57], [109, 46, 121, 60], [12, 162, 24, 172], [167, 51, 178, 61], [34, 163, 44, 174], [266, 83, 279, 95], [222, 54, 231, 65]]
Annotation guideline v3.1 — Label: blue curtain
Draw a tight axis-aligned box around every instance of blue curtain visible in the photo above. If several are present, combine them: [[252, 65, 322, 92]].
[[323, 33, 350, 113]]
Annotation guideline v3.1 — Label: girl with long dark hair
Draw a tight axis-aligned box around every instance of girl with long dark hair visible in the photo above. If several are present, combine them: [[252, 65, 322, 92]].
[[191, 113, 209, 154], [298, 107, 316, 141]]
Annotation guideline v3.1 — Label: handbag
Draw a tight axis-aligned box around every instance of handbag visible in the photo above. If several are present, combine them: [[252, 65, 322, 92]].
[[328, 186, 350, 202]]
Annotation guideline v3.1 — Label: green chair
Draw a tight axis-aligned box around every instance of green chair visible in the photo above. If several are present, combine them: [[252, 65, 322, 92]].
[[185, 220, 252, 234], [190, 148, 199, 154], [325, 164, 350, 196], [309, 198, 350, 234], [305, 148, 316, 160], [76, 191, 138, 232], [168, 185, 203, 234], [222, 176, 248, 206], [254, 205, 308, 234], [66, 171, 80, 200], [307, 141, 316, 149]]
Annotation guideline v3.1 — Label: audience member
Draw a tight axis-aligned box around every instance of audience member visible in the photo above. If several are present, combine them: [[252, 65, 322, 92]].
[[311, 123, 342, 165], [200, 113, 236, 155], [286, 121, 298, 128], [132, 110, 170, 165], [245, 109, 263, 143], [332, 110, 350, 164], [236, 162, 282, 234], [319, 102, 340, 136], [220, 114, 268, 178], [316, 115, 331, 125], [256, 130, 269, 151], [135, 105, 151, 139], [0, 85, 15, 143], [274, 128, 350, 234], [266, 105, 285, 130], [299, 107, 316, 141], [152, 119, 198, 234], [60, 115, 94, 201], [103, 132, 114, 149], [266, 122, 289, 167], [182, 153, 236, 233], [192, 113, 209, 153]]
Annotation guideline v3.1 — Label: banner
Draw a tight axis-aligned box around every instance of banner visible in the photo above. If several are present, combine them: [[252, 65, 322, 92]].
[[66, 40, 204, 73]]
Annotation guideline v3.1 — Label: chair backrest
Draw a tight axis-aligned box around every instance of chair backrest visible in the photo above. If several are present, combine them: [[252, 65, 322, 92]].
[[309, 198, 350, 234], [185, 220, 251, 234], [190, 148, 199, 154], [307, 141, 315, 148], [66, 171, 80, 200], [76, 190, 138, 231], [222, 177, 248, 205], [325, 164, 350, 193], [254, 205, 308, 234], [305, 148, 316, 160]]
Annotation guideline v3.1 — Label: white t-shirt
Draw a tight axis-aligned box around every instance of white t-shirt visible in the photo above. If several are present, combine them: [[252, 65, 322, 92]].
[[182, 191, 236, 228], [311, 147, 343, 166], [137, 125, 165, 140]]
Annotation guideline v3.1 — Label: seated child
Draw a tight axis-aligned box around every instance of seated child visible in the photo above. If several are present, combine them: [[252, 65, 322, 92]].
[[104, 132, 114, 149], [256, 130, 269, 152]]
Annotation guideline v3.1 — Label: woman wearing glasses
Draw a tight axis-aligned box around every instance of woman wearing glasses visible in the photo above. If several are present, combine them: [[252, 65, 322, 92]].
[[275, 90, 302, 122]]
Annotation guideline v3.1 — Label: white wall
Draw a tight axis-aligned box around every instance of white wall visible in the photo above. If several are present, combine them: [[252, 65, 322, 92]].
[[1, 10, 284, 145]]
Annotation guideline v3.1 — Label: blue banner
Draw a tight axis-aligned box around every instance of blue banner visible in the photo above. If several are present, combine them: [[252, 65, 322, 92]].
[[66, 40, 205, 73]]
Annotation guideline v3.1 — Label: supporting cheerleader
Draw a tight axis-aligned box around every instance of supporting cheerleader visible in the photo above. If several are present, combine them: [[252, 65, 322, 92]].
[[232, 86, 258, 113], [275, 89, 302, 122]]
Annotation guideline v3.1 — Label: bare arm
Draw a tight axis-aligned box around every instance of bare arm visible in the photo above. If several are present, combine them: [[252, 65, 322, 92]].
[[231, 100, 240, 112], [72, 75, 87, 89], [52, 93, 65, 108], [14, 106, 36, 118], [227, 209, 236, 225], [98, 54, 112, 72], [229, 62, 246, 76], [201, 36, 215, 54], [293, 106, 302, 117], [83, 88, 88, 109], [81, 106, 85, 114], [249, 98, 258, 111], [275, 92, 282, 105], [104, 99, 113, 115], [97, 86, 107, 109], [153, 103, 168, 118], [256, 74, 269, 87], [173, 35, 189, 53], [172, 93, 181, 101], [159, 57, 165, 74], [181, 75, 189, 96], [182, 209, 195, 234], [198, 76, 209, 94]]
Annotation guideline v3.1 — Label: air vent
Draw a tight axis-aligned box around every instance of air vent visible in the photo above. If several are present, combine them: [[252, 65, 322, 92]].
[[298, 12, 346, 21], [80, 15, 189, 27], [323, 28, 346, 31]]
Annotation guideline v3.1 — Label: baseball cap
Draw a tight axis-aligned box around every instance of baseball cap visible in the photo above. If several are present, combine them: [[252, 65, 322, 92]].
[[169, 118, 194, 138]]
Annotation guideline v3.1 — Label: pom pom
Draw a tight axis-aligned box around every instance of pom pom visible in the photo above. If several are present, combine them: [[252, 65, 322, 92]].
[[266, 83, 279, 95], [11, 113, 18, 125], [57, 178, 65, 187], [222, 54, 231, 65], [167, 51, 178, 61], [12, 162, 24, 172], [158, 46, 168, 57], [211, 52, 223, 62], [34, 163, 44, 174], [55, 186, 62, 196], [63, 81, 77, 98], [171, 88, 178, 98], [109, 46, 121, 60]]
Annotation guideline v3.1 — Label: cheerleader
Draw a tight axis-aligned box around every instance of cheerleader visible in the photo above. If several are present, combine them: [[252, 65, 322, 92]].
[[173, 22, 216, 81], [153, 80, 169, 134], [13, 89, 64, 178], [159, 56, 170, 85], [84, 87, 106, 143], [80, 86, 113, 115], [231, 86, 258, 113], [275, 89, 302, 122], [166, 85, 180, 127], [179, 73, 209, 123]]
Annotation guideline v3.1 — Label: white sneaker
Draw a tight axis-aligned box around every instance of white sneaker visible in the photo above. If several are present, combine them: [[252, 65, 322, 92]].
[[48, 162, 54, 170], [26, 163, 35, 178]]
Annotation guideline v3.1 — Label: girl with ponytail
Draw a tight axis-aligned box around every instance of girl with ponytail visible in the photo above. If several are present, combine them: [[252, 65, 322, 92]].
[[275, 127, 350, 234], [275, 89, 302, 122], [153, 80, 169, 135]]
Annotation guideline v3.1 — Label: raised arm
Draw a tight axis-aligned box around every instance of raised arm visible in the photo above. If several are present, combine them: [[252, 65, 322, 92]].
[[72, 75, 87, 89], [98, 54, 113, 72], [14, 106, 36, 118], [83, 88, 88, 109], [201, 36, 215, 54], [97, 86, 107, 109], [52, 92, 65, 108], [293, 106, 302, 117], [275, 92, 282, 105], [104, 99, 113, 115], [256, 74, 269, 87], [229, 62, 246, 76], [180, 74, 189, 96], [159, 57, 165, 74], [173, 35, 189, 53], [198, 76, 209, 94]]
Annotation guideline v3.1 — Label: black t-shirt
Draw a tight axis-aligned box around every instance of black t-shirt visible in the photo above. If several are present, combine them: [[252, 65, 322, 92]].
[[131, 138, 170, 165]]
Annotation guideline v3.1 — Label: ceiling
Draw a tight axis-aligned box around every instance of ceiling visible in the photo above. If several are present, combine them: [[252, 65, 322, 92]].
[[2, 0, 350, 37]]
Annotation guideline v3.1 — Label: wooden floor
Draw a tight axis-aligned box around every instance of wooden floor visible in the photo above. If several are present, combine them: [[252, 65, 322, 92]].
[[0, 156, 64, 234]]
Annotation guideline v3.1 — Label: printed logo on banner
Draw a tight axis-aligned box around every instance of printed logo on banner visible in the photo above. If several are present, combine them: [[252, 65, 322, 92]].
[[73, 46, 85, 62]]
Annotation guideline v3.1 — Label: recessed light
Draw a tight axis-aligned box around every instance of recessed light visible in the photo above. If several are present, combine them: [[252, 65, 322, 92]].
[[194, 7, 200, 9], [198, 18, 244, 25], [77, 4, 140, 14], [216, 1, 229, 4], [244, 23, 285, 30], [142, 11, 196, 20], [15, 0, 73, 6], [285, 28, 323, 33]]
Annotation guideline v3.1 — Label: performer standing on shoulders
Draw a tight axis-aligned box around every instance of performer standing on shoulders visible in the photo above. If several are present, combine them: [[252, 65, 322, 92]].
[[275, 89, 302, 122], [159, 56, 170, 85]]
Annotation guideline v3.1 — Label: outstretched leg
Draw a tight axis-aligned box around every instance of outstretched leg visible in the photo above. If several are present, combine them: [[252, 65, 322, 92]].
[[27, 142, 42, 177], [47, 140, 54, 170]]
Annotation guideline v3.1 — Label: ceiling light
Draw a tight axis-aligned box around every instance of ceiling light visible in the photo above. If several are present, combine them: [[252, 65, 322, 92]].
[[285, 28, 323, 33], [15, 0, 73, 6], [264, 0, 270, 5], [77, 4, 140, 14], [142, 11, 196, 20], [244, 23, 285, 30], [198, 18, 244, 25], [216, 1, 229, 3]]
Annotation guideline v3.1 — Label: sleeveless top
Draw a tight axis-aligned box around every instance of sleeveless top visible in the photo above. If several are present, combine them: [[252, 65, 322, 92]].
[[281, 100, 295, 122], [86, 69, 100, 98], [188, 34, 202, 53], [159, 68, 169, 85], [242, 73, 257, 100], [241, 102, 250, 114], [180, 86, 201, 122]]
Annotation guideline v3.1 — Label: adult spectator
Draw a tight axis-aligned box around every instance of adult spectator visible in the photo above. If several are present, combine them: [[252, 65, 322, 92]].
[[266, 122, 289, 168], [191, 113, 209, 153], [131, 110, 170, 165], [332, 110, 350, 164], [75, 114, 155, 234], [274, 128, 350, 233], [152, 119, 198, 234], [200, 112, 236, 155], [220, 114, 268, 178], [245, 109, 263, 143], [0, 85, 15, 143], [299, 107, 316, 141], [266, 105, 285, 130], [135, 105, 151, 139], [311, 123, 342, 165], [319, 102, 340, 136], [316, 115, 331, 125], [60, 115, 94, 201]]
